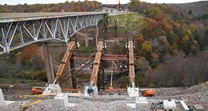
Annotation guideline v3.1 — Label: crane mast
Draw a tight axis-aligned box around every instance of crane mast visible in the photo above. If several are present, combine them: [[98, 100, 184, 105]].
[[118, 0, 121, 10]]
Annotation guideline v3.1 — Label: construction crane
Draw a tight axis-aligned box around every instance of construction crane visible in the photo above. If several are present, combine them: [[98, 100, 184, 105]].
[[84, 41, 103, 96], [31, 41, 77, 95], [127, 41, 139, 97], [118, 0, 121, 10]]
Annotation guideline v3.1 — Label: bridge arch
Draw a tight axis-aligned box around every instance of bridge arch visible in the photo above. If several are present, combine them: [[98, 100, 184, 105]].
[[0, 12, 107, 54]]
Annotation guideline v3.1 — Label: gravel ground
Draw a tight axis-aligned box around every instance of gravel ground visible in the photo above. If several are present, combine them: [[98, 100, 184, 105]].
[[0, 98, 135, 111], [0, 81, 208, 111], [154, 81, 208, 103]]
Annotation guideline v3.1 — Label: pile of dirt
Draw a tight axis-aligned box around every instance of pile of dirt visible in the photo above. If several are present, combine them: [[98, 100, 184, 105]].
[[156, 81, 208, 96], [181, 81, 208, 94]]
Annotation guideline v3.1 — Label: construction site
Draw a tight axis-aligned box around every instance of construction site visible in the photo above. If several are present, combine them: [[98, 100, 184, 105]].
[[0, 1, 208, 110], [0, 19, 207, 111]]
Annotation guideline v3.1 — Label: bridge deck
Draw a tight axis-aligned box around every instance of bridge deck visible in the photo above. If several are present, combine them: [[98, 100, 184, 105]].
[[0, 12, 107, 23]]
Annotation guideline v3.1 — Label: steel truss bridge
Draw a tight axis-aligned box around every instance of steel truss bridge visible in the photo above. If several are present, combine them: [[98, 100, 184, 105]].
[[0, 12, 107, 54]]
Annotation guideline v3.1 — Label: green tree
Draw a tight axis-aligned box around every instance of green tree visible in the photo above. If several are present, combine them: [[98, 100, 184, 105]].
[[167, 31, 175, 46]]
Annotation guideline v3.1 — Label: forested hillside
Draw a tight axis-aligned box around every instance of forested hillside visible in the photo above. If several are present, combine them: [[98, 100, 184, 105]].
[[0, 1, 102, 12], [123, 0, 208, 87], [168, 1, 208, 16]]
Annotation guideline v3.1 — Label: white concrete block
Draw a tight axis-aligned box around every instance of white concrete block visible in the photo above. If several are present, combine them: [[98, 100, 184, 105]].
[[54, 93, 68, 107]]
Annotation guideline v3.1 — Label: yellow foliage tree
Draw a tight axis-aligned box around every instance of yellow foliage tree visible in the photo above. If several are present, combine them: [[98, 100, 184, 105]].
[[159, 36, 169, 46], [142, 41, 152, 52], [182, 35, 190, 44], [151, 53, 158, 59]]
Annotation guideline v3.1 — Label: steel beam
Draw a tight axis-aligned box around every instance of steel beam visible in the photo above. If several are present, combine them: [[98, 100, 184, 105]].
[[54, 41, 76, 84], [90, 41, 103, 86], [128, 41, 135, 87]]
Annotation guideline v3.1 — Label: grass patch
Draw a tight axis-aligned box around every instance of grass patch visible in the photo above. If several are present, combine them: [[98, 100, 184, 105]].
[[77, 44, 97, 54], [105, 13, 146, 32], [0, 78, 46, 86]]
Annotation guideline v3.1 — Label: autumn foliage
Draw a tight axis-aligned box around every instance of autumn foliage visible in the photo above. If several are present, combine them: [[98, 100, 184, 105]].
[[0, 1, 102, 13]]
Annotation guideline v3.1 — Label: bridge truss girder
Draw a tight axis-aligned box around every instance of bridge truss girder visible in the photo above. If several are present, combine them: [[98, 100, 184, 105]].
[[0, 14, 105, 54]]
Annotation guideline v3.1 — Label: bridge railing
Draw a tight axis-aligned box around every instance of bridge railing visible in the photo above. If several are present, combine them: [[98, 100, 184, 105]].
[[0, 12, 107, 54]]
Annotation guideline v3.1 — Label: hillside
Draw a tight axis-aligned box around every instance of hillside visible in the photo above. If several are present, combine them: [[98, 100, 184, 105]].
[[0, 1, 102, 12], [145, 50, 208, 87], [168, 1, 208, 16]]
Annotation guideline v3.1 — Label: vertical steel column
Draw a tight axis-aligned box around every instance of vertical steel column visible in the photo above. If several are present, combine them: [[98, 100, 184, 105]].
[[43, 43, 54, 83], [95, 26, 99, 46], [85, 28, 89, 47], [66, 58, 73, 88], [70, 59, 76, 88]]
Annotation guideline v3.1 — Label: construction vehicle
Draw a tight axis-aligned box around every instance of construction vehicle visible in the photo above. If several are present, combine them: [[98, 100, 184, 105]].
[[142, 89, 155, 97], [84, 41, 103, 97], [31, 87, 44, 94], [127, 41, 139, 97]]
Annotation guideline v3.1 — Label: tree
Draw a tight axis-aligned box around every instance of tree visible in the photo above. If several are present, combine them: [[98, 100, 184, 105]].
[[167, 31, 175, 46], [188, 10, 193, 15], [142, 41, 152, 53], [181, 35, 190, 55]]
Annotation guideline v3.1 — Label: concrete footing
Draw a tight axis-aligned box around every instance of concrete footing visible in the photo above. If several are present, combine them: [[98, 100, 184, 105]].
[[54, 93, 77, 107]]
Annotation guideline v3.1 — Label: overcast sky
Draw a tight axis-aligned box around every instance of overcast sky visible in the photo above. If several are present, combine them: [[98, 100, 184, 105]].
[[0, 0, 203, 5]]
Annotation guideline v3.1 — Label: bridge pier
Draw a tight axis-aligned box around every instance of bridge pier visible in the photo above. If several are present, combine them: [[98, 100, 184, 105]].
[[43, 43, 55, 84]]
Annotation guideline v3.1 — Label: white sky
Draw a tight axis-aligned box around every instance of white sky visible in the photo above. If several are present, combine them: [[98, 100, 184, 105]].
[[0, 0, 203, 5]]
